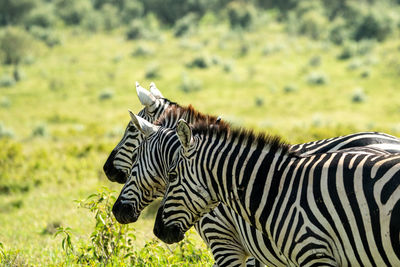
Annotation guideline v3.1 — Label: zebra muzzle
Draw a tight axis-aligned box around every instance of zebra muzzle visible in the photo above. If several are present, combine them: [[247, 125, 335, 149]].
[[112, 201, 139, 224], [153, 206, 185, 244]]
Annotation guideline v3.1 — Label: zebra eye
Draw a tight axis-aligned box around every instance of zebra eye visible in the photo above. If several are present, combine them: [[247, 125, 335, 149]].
[[168, 171, 177, 182]]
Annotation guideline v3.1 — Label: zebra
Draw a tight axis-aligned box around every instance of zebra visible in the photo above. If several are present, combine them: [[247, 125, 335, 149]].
[[147, 117, 400, 266], [111, 104, 400, 266], [106, 83, 267, 266], [103, 82, 178, 184], [104, 84, 400, 186]]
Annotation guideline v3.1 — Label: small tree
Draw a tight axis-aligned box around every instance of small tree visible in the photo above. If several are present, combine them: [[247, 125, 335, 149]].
[[0, 27, 32, 66]]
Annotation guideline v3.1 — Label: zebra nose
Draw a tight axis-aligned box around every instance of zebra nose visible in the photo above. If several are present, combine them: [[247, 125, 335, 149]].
[[153, 207, 185, 244], [103, 153, 128, 184], [112, 201, 138, 224]]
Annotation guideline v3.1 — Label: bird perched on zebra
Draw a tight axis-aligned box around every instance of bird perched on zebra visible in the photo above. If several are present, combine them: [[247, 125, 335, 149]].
[[144, 116, 400, 266], [107, 84, 400, 266]]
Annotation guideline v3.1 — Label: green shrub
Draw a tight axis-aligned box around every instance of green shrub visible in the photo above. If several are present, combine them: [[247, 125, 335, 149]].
[[24, 4, 57, 28], [121, 1, 144, 24], [174, 13, 198, 37], [223, 60, 234, 73], [0, 0, 37, 25], [227, 1, 257, 29], [307, 71, 328, 85], [255, 97, 264, 107], [82, 11, 104, 32], [0, 74, 15, 88], [329, 18, 350, 45], [55, 0, 92, 25], [180, 73, 202, 93], [0, 27, 32, 65], [55, 188, 212, 265], [140, 0, 213, 25], [347, 59, 363, 70], [360, 69, 370, 78], [286, 0, 328, 40], [29, 26, 61, 47], [0, 97, 11, 108], [145, 63, 161, 79], [337, 42, 357, 60], [186, 55, 212, 69], [297, 10, 328, 40], [126, 20, 147, 40], [12, 68, 25, 82], [284, 84, 298, 93], [55, 188, 135, 265], [309, 55, 322, 67], [22, 55, 35, 65], [32, 123, 49, 137], [101, 4, 120, 31], [0, 122, 14, 138], [98, 89, 114, 100], [132, 45, 154, 57], [351, 88, 367, 103], [337, 41, 375, 60], [262, 43, 284, 55], [353, 10, 396, 42]]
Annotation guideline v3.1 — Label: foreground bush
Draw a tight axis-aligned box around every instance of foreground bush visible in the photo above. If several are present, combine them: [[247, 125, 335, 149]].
[[56, 188, 212, 266]]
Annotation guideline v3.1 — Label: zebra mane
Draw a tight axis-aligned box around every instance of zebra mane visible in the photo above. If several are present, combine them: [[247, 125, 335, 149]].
[[156, 104, 292, 155], [191, 119, 292, 156], [155, 104, 228, 128]]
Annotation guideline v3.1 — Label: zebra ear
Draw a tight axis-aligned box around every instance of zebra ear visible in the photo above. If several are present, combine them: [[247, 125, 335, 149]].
[[149, 82, 164, 98], [128, 110, 159, 137], [136, 82, 157, 107], [176, 119, 193, 149]]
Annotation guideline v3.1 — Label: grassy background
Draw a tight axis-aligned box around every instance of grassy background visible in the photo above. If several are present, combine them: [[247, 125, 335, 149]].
[[1, 17, 400, 265]]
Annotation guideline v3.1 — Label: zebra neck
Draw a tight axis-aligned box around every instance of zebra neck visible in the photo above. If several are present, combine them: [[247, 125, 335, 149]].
[[204, 138, 295, 233], [157, 129, 181, 178]]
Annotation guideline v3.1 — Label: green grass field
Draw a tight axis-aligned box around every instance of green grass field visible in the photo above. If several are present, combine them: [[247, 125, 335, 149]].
[[1, 20, 400, 265]]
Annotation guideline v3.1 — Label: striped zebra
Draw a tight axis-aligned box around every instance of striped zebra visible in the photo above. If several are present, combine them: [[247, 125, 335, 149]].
[[103, 82, 177, 184], [106, 83, 266, 266], [111, 104, 400, 266], [146, 117, 400, 266]]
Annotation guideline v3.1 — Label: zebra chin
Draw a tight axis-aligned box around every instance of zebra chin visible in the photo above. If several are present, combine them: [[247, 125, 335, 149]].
[[153, 207, 185, 244], [112, 201, 140, 224]]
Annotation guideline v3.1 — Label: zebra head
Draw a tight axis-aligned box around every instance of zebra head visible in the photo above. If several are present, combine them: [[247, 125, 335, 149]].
[[103, 82, 171, 184], [154, 119, 219, 244], [112, 114, 181, 224]]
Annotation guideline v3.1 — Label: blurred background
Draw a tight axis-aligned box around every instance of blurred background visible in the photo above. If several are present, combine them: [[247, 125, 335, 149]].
[[1, 0, 400, 265]]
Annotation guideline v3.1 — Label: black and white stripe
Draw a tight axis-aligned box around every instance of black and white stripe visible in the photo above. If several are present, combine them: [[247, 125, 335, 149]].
[[153, 119, 400, 266], [111, 106, 400, 266]]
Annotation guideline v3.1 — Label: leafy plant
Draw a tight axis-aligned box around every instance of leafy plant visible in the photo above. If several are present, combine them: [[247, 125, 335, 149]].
[[56, 188, 136, 265], [55, 188, 212, 265]]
